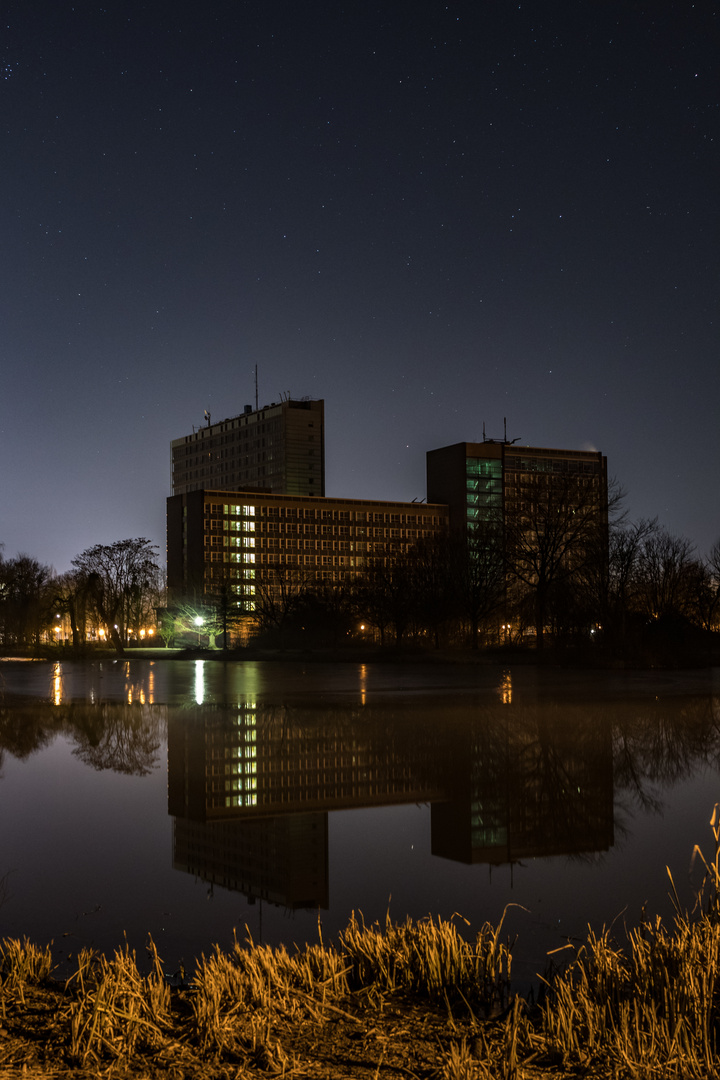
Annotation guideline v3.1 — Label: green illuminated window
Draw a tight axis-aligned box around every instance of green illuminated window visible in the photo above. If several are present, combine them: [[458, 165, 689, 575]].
[[465, 458, 502, 522]]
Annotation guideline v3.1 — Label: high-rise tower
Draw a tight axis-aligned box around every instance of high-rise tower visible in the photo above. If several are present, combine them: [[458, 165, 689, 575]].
[[171, 398, 325, 498]]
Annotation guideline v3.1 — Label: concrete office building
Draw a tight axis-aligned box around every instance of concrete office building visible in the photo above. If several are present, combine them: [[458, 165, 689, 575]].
[[426, 440, 608, 532], [171, 398, 325, 498], [166, 488, 449, 609]]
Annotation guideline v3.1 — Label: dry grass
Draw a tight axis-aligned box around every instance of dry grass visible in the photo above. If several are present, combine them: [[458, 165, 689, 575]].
[[64, 937, 171, 1066], [536, 804, 720, 1079], [0, 937, 53, 1009], [339, 909, 513, 1012], [3, 810, 720, 1077]]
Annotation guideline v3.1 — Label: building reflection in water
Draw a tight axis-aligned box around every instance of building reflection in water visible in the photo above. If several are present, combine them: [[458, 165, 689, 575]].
[[3, 663, 718, 923], [430, 701, 613, 865], [167, 684, 614, 908]]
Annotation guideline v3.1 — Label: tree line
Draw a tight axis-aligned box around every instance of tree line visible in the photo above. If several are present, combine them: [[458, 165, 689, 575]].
[[0, 539, 161, 655], [2, 478, 719, 659], [188, 477, 720, 657], [231, 522, 719, 656]]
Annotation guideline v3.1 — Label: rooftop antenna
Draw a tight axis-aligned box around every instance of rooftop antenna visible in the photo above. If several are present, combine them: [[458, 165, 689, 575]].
[[504, 416, 521, 445], [204, 410, 211, 427], [482, 418, 521, 444], [255, 364, 258, 412]]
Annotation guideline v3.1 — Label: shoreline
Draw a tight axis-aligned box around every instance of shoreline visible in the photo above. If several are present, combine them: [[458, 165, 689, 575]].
[[5, 639, 720, 670], [2, 899, 719, 1079]]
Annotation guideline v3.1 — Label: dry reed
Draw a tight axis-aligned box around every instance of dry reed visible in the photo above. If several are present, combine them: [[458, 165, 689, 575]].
[[64, 937, 171, 1066], [339, 909, 512, 1012], [0, 937, 53, 1009], [538, 804, 720, 1078], [4, 809, 720, 1077]]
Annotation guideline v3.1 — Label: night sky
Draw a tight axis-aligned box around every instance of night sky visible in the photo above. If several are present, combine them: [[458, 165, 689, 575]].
[[2, 1, 718, 573]]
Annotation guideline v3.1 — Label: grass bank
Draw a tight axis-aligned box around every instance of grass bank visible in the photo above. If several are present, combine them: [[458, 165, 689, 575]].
[[3, 887, 720, 1079]]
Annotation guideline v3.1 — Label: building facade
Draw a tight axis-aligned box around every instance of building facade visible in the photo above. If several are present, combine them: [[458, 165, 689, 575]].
[[427, 440, 608, 642], [171, 398, 325, 498], [426, 441, 608, 533], [166, 488, 449, 609]]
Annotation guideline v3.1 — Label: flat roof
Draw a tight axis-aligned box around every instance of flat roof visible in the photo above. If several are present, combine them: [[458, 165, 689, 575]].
[[183, 489, 448, 512]]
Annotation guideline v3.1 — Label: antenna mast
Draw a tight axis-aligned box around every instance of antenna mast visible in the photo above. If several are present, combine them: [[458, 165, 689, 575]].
[[255, 365, 258, 412]]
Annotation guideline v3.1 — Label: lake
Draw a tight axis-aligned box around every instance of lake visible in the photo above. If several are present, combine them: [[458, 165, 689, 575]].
[[1, 658, 718, 989]]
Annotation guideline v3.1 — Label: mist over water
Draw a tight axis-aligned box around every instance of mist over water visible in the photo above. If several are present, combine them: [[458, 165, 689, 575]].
[[1, 659, 718, 988]]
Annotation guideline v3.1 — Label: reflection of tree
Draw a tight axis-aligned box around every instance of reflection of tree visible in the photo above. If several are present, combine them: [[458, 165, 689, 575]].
[[69, 703, 164, 776], [612, 696, 720, 814], [0, 703, 57, 759], [455, 704, 614, 862], [517, 706, 612, 853], [0, 696, 167, 777]]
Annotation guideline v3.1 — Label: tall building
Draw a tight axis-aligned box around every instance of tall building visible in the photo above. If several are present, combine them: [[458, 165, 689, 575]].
[[171, 398, 325, 497], [426, 440, 607, 533], [166, 488, 449, 607], [427, 439, 608, 643]]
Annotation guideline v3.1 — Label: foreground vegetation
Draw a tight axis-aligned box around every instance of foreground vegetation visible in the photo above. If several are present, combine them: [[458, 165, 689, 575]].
[[4, 833, 720, 1079]]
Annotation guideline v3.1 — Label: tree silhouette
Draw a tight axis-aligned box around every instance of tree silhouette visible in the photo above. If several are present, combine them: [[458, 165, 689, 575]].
[[72, 539, 160, 655]]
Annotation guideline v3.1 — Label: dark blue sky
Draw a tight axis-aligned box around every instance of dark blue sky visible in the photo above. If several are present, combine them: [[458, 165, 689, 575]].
[[2, 1, 718, 572]]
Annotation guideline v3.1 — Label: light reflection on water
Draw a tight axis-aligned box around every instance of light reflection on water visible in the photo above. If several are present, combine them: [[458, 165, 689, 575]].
[[0, 659, 719, 987], [195, 659, 205, 705]]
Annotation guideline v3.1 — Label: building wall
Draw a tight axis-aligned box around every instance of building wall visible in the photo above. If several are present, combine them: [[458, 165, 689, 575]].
[[167, 488, 449, 606], [427, 441, 607, 533], [171, 398, 325, 497]]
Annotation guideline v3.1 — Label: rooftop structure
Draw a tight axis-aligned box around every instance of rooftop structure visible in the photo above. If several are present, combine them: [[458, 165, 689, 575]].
[[171, 398, 324, 498]]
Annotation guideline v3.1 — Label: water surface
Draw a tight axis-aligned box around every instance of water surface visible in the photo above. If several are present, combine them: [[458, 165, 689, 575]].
[[1, 659, 718, 988]]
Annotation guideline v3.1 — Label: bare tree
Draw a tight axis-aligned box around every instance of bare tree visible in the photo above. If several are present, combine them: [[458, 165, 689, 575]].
[[405, 534, 455, 648], [353, 545, 418, 646], [705, 539, 720, 632], [503, 472, 608, 648], [50, 570, 91, 650], [636, 529, 698, 622], [253, 563, 312, 647], [72, 539, 160, 655], [452, 522, 506, 647], [0, 554, 54, 646], [604, 517, 659, 645], [204, 580, 248, 649]]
